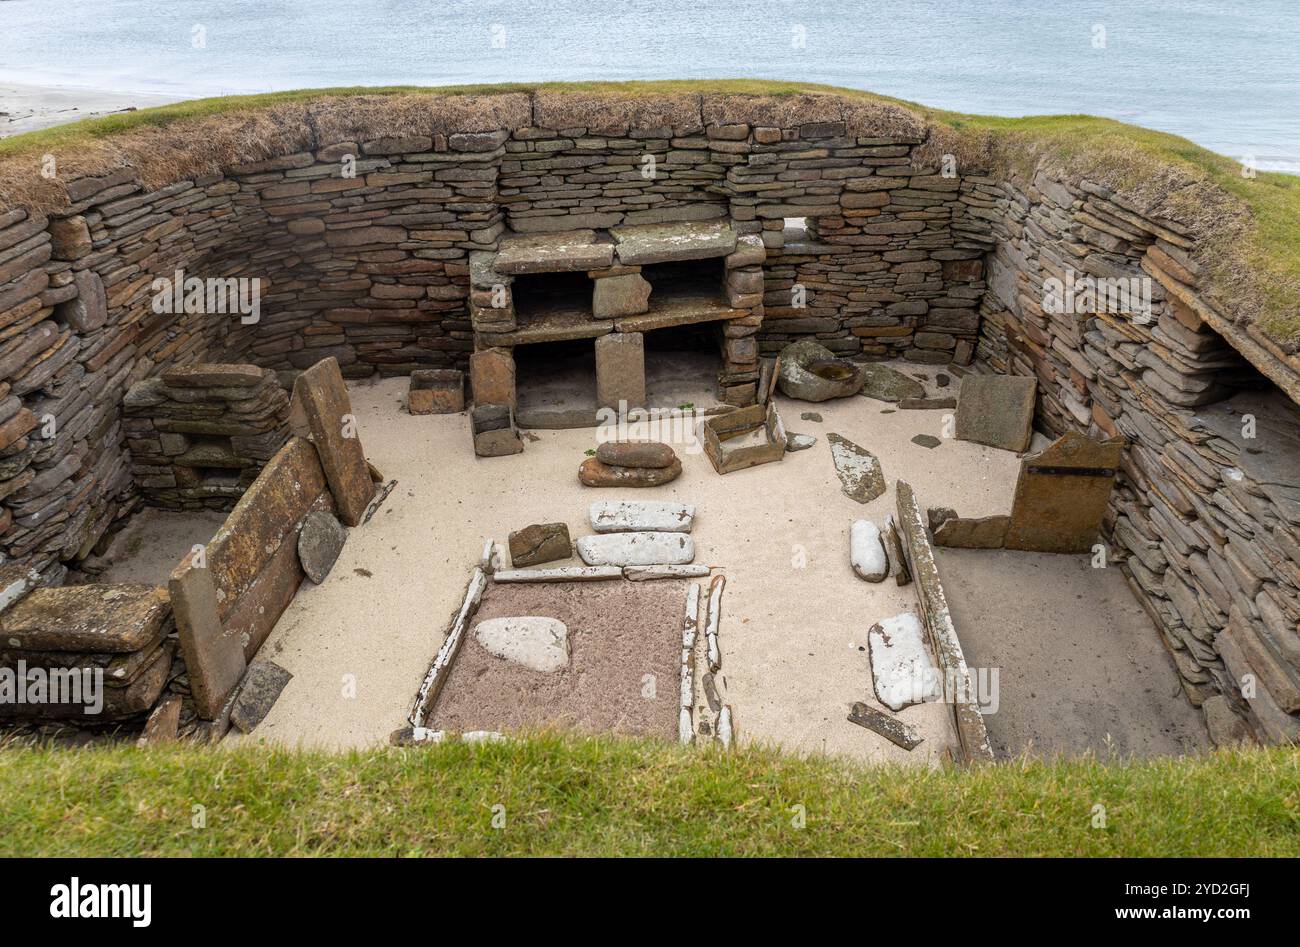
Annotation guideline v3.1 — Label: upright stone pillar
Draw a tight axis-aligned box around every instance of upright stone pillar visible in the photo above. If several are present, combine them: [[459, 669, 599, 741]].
[[595, 332, 646, 411]]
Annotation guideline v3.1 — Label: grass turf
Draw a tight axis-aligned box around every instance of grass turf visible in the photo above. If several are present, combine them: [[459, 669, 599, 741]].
[[0, 734, 1295, 856]]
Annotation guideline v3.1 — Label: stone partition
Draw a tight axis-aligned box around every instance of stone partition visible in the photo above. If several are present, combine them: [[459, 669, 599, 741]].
[[0, 86, 1297, 744]]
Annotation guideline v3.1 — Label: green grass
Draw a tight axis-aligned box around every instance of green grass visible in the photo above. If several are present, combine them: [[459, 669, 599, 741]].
[[0, 733, 1295, 856], [0, 79, 1295, 342]]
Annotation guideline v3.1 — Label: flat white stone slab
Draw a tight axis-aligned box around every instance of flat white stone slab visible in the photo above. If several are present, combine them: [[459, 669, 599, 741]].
[[850, 519, 888, 582], [576, 531, 695, 567], [867, 613, 940, 712], [474, 616, 570, 672], [624, 564, 710, 581], [493, 566, 623, 583], [590, 500, 695, 534]]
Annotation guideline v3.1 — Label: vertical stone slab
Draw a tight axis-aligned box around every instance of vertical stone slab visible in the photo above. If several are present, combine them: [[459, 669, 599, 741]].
[[595, 332, 646, 410], [470, 348, 517, 408], [1003, 431, 1125, 553], [894, 480, 995, 765], [954, 375, 1037, 452], [290, 357, 374, 526], [170, 550, 246, 720]]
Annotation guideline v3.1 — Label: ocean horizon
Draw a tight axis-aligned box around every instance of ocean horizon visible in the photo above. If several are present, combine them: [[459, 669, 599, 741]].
[[1, 0, 1297, 172]]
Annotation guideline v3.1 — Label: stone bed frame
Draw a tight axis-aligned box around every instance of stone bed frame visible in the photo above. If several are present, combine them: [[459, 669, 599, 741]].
[[0, 87, 1297, 745]]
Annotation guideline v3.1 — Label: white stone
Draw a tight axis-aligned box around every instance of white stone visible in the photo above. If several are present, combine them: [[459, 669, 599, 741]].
[[474, 616, 570, 672], [623, 564, 710, 581], [867, 612, 940, 711], [576, 531, 694, 567], [716, 705, 734, 748], [589, 500, 695, 533], [493, 566, 622, 583], [850, 519, 888, 582]]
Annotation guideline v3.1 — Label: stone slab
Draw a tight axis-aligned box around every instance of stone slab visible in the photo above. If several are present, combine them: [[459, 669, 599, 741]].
[[595, 332, 646, 410], [493, 566, 623, 583], [224, 519, 310, 662], [0, 562, 41, 614], [858, 363, 926, 403], [495, 230, 614, 274], [408, 369, 464, 414], [934, 514, 1010, 549], [470, 349, 516, 408], [592, 273, 651, 318], [291, 356, 374, 526], [0, 584, 170, 654], [868, 612, 939, 711], [847, 701, 923, 750], [826, 433, 886, 503], [164, 363, 266, 389], [623, 564, 711, 581], [895, 480, 994, 764], [955, 374, 1037, 452], [206, 436, 327, 613], [137, 693, 182, 745], [472, 403, 524, 457], [611, 219, 737, 265], [170, 552, 246, 719], [508, 522, 572, 567], [1004, 431, 1124, 553], [474, 616, 570, 672], [589, 500, 695, 533], [230, 660, 294, 733], [576, 531, 695, 567], [298, 510, 346, 584]]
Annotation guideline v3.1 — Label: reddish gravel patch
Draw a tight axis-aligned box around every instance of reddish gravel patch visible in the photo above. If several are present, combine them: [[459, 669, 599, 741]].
[[428, 579, 689, 739]]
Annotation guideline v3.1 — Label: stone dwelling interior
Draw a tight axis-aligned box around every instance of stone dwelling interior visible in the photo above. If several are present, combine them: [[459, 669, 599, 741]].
[[0, 90, 1295, 759]]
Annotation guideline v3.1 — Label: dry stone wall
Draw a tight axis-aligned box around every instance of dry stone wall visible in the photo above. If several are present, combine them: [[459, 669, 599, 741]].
[[973, 170, 1300, 745]]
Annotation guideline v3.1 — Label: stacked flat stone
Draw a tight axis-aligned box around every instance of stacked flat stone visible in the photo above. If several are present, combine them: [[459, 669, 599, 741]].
[[579, 441, 682, 487], [122, 363, 291, 510], [748, 132, 990, 366], [972, 168, 1300, 745], [0, 575, 175, 722]]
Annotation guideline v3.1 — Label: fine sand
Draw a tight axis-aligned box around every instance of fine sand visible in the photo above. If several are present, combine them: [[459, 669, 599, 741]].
[[0, 81, 183, 138]]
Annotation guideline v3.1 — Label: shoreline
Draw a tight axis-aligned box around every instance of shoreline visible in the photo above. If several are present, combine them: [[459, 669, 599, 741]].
[[0, 81, 187, 138]]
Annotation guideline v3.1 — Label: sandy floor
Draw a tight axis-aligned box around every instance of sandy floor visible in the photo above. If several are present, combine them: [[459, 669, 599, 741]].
[[940, 547, 1209, 759], [97, 508, 227, 585], [431, 580, 687, 738], [170, 364, 1209, 762], [228, 367, 987, 760], [0, 82, 182, 137]]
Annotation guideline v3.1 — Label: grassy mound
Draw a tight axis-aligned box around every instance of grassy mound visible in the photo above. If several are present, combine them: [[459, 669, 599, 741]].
[[0, 733, 1294, 856]]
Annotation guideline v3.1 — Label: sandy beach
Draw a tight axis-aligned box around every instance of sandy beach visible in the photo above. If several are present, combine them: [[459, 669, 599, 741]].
[[0, 81, 184, 138]]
